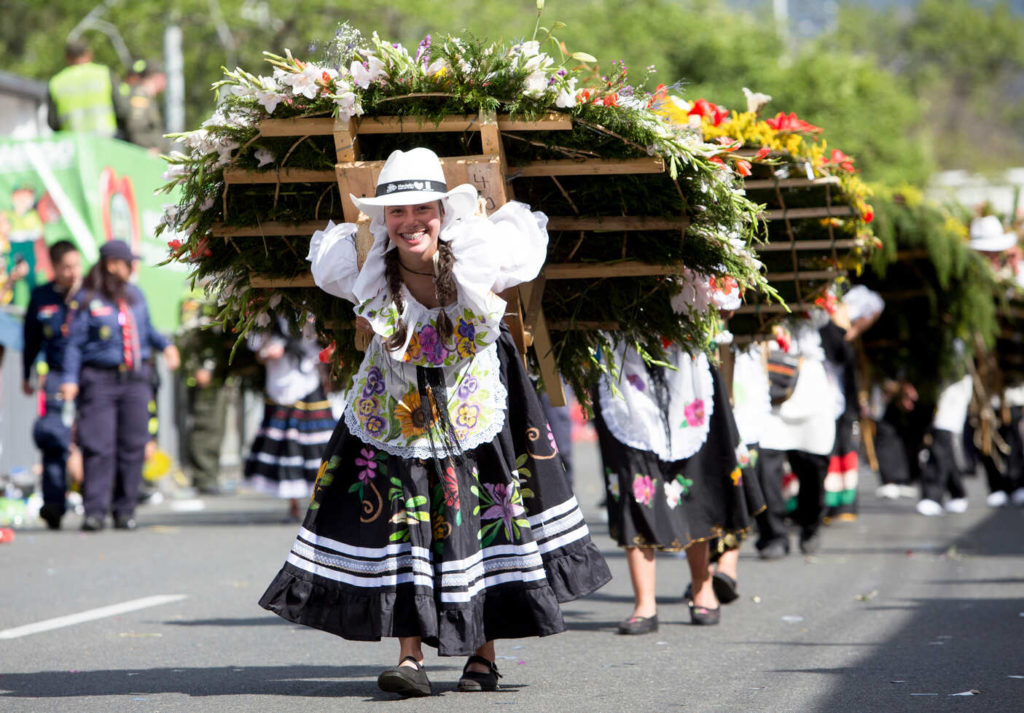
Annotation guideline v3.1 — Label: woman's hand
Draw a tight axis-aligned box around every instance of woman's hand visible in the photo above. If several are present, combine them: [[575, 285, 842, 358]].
[[59, 382, 78, 402], [163, 344, 181, 371]]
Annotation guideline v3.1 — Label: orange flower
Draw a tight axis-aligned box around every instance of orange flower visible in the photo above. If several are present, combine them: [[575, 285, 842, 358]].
[[735, 159, 752, 177], [753, 146, 772, 161], [648, 83, 667, 108], [602, 92, 619, 107]]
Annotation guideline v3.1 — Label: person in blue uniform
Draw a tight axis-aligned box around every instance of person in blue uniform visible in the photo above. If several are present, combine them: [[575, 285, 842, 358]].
[[59, 240, 179, 531], [22, 240, 82, 530]]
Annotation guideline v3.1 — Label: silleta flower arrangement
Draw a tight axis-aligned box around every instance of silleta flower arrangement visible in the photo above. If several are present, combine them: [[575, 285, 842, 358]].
[[158, 19, 774, 399], [684, 91, 877, 335]]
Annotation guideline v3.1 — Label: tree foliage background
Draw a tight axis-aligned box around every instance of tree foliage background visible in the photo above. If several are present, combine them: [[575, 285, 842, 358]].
[[4, 0, 1024, 186]]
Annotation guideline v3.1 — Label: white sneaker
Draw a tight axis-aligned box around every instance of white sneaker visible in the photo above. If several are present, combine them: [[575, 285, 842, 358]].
[[1012, 488, 1024, 507], [916, 499, 944, 516], [945, 498, 968, 514], [876, 484, 901, 500], [986, 490, 1009, 508]]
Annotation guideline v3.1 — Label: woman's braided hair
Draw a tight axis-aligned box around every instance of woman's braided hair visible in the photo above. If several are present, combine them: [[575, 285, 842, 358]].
[[382, 201, 457, 353]]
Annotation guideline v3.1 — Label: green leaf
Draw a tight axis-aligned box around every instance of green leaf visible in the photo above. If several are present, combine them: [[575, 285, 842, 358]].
[[412, 510, 431, 522], [406, 495, 428, 508], [389, 530, 406, 542], [520, 488, 535, 499]]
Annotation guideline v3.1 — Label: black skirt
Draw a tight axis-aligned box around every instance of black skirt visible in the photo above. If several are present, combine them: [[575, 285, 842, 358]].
[[259, 329, 611, 656], [596, 366, 758, 550]]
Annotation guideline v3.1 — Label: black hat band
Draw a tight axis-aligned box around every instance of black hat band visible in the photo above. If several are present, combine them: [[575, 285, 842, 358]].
[[375, 179, 447, 197]]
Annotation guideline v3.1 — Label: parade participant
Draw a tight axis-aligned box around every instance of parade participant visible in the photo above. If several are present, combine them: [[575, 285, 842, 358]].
[[594, 276, 754, 633], [821, 286, 884, 522], [915, 352, 973, 516], [59, 240, 179, 531], [259, 148, 610, 697], [243, 315, 332, 520], [21, 241, 82, 529], [757, 317, 837, 557], [47, 39, 120, 138]]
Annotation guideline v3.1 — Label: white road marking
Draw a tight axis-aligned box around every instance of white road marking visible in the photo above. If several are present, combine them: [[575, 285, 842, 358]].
[[0, 595, 187, 640]]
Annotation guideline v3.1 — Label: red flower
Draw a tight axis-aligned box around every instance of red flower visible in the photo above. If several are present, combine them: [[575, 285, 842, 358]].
[[735, 159, 752, 177], [688, 98, 729, 126], [648, 83, 667, 108], [167, 238, 182, 251], [815, 291, 838, 315], [577, 88, 594, 103], [319, 341, 336, 363], [708, 156, 726, 167], [863, 205, 874, 223], [754, 146, 772, 161], [821, 148, 855, 172], [602, 92, 619, 107], [661, 336, 674, 349], [764, 111, 822, 134]]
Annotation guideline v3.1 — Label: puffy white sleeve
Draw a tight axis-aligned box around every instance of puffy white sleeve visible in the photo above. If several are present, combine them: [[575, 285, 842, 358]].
[[488, 201, 548, 291], [449, 202, 548, 317], [306, 221, 359, 303]]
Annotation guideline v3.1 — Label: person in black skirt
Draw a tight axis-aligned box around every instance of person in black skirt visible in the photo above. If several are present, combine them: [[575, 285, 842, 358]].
[[243, 315, 333, 520], [594, 332, 757, 633], [258, 148, 610, 697]]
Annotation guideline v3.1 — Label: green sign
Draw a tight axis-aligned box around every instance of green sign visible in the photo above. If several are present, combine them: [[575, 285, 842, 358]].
[[0, 133, 185, 331]]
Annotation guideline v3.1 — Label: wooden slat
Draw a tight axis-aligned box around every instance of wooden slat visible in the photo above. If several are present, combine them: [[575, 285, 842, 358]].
[[547, 320, 620, 330], [250, 273, 315, 288], [743, 176, 840, 190], [519, 281, 565, 407], [762, 205, 857, 220], [546, 216, 689, 232], [756, 238, 859, 252], [257, 113, 572, 137], [764, 269, 841, 281], [544, 261, 685, 279], [211, 221, 324, 237], [512, 157, 665, 178], [734, 303, 806, 315], [258, 117, 336, 136], [223, 167, 336, 184], [498, 113, 572, 131]]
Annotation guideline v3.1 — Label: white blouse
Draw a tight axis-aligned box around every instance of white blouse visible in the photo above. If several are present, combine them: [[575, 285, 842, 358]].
[[306, 202, 548, 458], [598, 343, 715, 462]]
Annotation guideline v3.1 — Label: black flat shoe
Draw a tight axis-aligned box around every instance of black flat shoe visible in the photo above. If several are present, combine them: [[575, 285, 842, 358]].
[[617, 614, 659, 635], [711, 572, 739, 604], [377, 656, 432, 698], [81, 515, 105, 532], [113, 515, 137, 531], [457, 654, 502, 692], [39, 504, 63, 530], [689, 602, 721, 626]]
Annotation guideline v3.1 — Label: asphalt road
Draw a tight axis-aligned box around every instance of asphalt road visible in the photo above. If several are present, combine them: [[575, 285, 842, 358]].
[[2, 440, 1023, 713]]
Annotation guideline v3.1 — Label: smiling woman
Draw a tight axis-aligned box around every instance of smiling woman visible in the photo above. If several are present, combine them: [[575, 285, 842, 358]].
[[258, 147, 611, 698]]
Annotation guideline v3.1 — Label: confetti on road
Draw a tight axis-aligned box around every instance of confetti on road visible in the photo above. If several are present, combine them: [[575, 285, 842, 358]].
[[781, 615, 804, 624], [950, 690, 980, 696], [855, 589, 878, 601]]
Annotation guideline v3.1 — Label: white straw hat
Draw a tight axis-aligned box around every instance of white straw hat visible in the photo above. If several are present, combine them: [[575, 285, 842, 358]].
[[969, 215, 1018, 253], [349, 148, 478, 224]]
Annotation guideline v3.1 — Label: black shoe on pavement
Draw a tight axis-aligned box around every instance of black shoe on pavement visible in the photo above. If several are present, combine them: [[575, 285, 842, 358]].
[[114, 515, 138, 530], [617, 614, 659, 635], [457, 654, 502, 692], [799, 531, 822, 555], [81, 515, 105, 532], [377, 657, 432, 697], [39, 504, 63, 530], [711, 572, 740, 604], [688, 602, 721, 626], [758, 539, 789, 560]]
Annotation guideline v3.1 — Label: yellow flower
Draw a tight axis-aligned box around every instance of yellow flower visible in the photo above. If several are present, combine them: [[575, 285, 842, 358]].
[[395, 389, 437, 439]]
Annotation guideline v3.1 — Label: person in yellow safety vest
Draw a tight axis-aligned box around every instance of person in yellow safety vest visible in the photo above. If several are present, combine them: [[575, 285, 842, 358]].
[[47, 39, 121, 138]]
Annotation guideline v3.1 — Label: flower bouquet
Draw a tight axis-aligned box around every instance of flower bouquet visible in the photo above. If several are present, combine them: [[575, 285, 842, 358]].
[[159, 20, 772, 402]]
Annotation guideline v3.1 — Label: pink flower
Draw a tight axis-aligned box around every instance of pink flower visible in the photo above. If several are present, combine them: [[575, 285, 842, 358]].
[[684, 399, 705, 427], [355, 447, 377, 483], [632, 474, 656, 507]]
